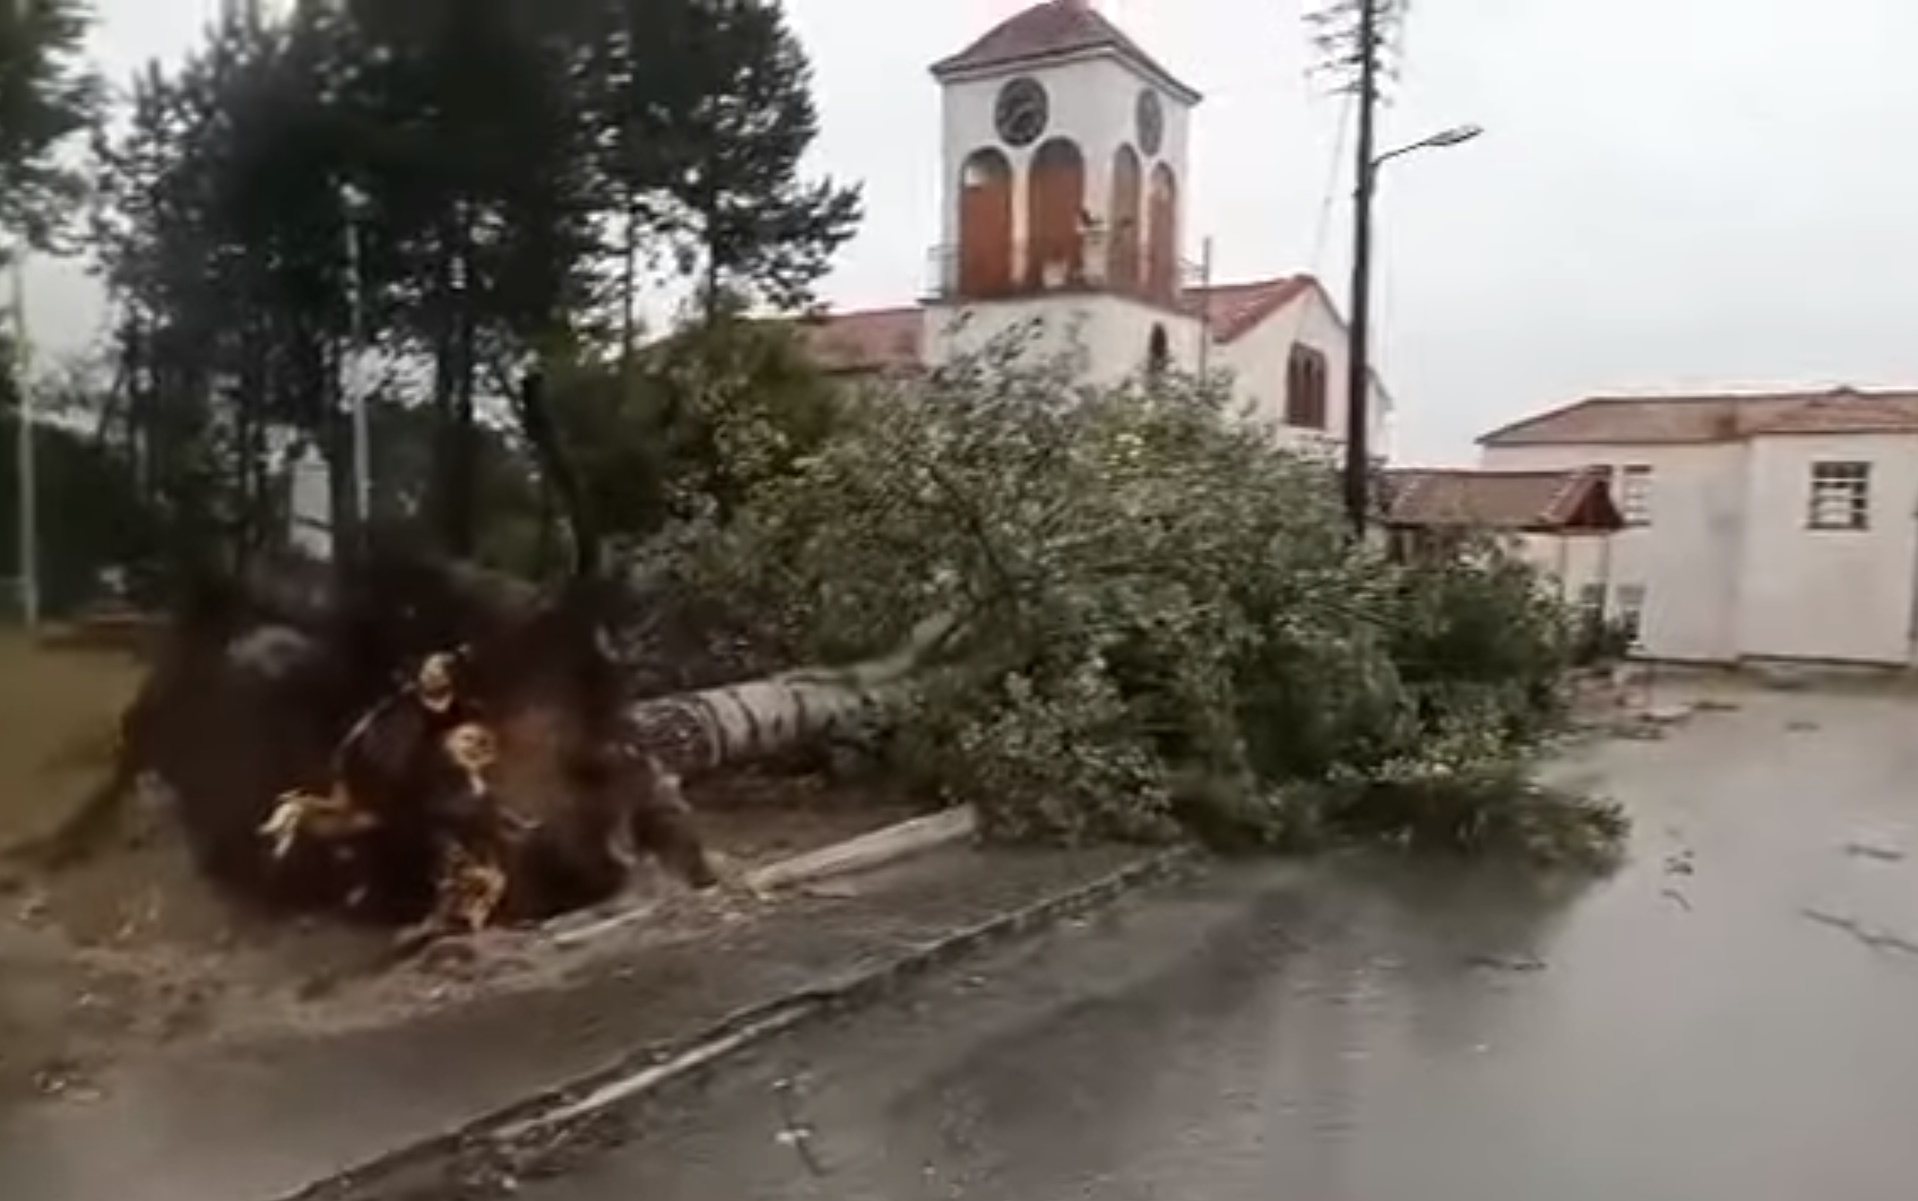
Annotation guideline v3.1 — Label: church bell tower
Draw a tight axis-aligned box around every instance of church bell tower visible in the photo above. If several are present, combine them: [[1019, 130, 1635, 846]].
[[924, 0, 1206, 380]]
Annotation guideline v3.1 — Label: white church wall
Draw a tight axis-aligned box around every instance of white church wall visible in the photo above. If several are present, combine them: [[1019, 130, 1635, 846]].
[[1206, 287, 1390, 457], [926, 294, 1205, 387]]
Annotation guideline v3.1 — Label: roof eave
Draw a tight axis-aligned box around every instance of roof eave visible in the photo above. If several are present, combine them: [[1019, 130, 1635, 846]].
[[931, 45, 1203, 105], [1203, 277, 1311, 344]]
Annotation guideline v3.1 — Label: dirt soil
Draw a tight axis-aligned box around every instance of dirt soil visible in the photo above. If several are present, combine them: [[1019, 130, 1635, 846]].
[[0, 634, 923, 1107]]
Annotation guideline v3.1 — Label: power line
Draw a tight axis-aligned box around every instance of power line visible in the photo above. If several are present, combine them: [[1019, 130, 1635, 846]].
[[1308, 90, 1355, 277]]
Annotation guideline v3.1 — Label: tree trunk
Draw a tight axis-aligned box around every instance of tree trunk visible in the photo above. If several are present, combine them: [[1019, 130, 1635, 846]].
[[446, 227, 478, 559], [619, 613, 956, 777], [620, 188, 639, 382], [511, 369, 599, 579]]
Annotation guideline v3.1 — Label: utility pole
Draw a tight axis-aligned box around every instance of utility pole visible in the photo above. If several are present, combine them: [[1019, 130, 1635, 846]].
[[1342, 0, 1382, 538]]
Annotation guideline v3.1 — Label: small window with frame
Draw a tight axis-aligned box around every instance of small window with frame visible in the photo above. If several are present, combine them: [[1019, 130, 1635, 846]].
[[1614, 583, 1647, 648], [1618, 465, 1653, 526], [1808, 461, 1870, 530]]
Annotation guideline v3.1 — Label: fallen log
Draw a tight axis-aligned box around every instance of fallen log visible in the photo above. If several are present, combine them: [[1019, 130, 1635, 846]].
[[619, 613, 956, 775]]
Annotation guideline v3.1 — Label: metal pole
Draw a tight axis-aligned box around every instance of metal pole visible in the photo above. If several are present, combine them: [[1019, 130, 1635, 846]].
[[1342, 0, 1380, 538], [12, 251, 37, 627], [345, 204, 371, 540], [1197, 236, 1214, 378]]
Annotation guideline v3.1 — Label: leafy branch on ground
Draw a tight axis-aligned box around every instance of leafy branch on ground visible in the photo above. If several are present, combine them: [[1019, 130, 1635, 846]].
[[667, 339, 1628, 870]]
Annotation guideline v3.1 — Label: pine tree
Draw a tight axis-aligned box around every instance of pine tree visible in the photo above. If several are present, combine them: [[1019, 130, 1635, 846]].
[[0, 0, 98, 250]]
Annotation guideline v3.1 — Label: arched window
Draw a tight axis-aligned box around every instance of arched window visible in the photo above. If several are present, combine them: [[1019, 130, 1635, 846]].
[[1144, 164, 1179, 302], [1286, 345, 1330, 429], [1147, 324, 1170, 377], [1109, 146, 1143, 293], [1027, 137, 1086, 289], [957, 148, 1014, 297]]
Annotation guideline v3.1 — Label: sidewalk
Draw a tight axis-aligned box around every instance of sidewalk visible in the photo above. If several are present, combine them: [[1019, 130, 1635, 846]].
[[0, 845, 1175, 1201]]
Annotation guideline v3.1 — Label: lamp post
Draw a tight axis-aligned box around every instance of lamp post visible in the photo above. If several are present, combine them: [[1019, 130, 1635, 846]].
[[1342, 118, 1483, 536]]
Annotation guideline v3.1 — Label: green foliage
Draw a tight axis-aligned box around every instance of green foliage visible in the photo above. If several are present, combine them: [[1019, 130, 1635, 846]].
[[0, 0, 98, 250], [1572, 612, 1635, 666], [86, 0, 859, 572], [546, 319, 846, 545], [680, 344, 1626, 868]]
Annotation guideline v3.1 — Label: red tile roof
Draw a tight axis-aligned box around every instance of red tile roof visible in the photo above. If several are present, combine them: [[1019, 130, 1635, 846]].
[[1382, 467, 1623, 533], [932, 0, 1200, 102], [1185, 276, 1315, 344], [1481, 388, 1918, 447], [789, 307, 924, 375]]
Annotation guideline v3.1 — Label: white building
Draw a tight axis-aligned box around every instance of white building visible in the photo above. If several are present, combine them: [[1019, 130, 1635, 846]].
[[795, 0, 1392, 456], [1480, 388, 1918, 667]]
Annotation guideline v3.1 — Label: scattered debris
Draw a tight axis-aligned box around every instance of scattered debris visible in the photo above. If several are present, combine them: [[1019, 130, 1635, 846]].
[[1660, 888, 1692, 912], [772, 1077, 828, 1177], [1663, 850, 1696, 877], [1801, 907, 1918, 957], [16, 889, 49, 924], [1786, 719, 1821, 733], [1844, 834, 1907, 863], [1691, 697, 1742, 713], [1643, 703, 1695, 726], [31, 1056, 102, 1103], [1607, 720, 1668, 742], [1752, 664, 1811, 691], [1465, 953, 1546, 973]]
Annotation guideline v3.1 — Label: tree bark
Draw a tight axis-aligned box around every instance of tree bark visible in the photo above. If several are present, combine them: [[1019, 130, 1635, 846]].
[[510, 368, 600, 579], [619, 613, 956, 777]]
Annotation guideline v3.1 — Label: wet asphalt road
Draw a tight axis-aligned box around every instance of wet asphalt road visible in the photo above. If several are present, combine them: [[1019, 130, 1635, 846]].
[[521, 686, 1918, 1201]]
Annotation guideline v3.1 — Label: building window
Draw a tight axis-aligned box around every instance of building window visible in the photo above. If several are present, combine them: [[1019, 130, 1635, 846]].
[[1618, 464, 1653, 526], [1614, 584, 1647, 648], [1576, 582, 1606, 621], [1285, 345, 1328, 430], [1808, 461, 1870, 530]]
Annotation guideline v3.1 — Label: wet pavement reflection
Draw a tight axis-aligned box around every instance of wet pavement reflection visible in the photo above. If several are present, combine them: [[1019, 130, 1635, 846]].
[[524, 687, 1918, 1201]]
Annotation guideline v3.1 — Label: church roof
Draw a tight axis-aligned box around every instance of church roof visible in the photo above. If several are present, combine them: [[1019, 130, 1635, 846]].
[[791, 276, 1315, 375], [789, 306, 924, 375], [932, 0, 1201, 103], [1185, 276, 1316, 344]]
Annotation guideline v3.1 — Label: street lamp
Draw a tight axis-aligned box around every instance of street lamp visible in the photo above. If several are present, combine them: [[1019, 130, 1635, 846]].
[[1372, 123, 1484, 173], [1342, 120, 1483, 536]]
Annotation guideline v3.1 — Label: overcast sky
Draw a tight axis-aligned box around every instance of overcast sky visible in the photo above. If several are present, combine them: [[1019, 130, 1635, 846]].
[[34, 0, 1918, 462]]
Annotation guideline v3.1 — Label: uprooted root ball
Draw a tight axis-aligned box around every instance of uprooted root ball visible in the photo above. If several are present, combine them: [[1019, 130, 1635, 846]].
[[45, 554, 717, 933]]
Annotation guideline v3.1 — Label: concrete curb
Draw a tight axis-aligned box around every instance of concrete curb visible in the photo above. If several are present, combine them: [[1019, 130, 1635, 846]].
[[274, 845, 1197, 1201]]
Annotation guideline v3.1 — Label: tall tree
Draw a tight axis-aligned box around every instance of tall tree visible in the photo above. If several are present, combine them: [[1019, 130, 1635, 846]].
[[0, 0, 97, 250], [89, 0, 865, 572], [667, 0, 861, 318]]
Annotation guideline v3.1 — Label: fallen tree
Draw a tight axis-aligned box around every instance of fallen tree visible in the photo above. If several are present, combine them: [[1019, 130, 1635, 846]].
[[664, 346, 1630, 866], [14, 349, 1627, 941]]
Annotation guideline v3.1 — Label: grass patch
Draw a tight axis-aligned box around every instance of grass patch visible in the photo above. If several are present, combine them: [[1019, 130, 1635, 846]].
[[0, 630, 143, 854]]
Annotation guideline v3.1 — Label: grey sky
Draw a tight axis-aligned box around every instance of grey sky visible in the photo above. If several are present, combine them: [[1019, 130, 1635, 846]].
[[33, 0, 1918, 462]]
